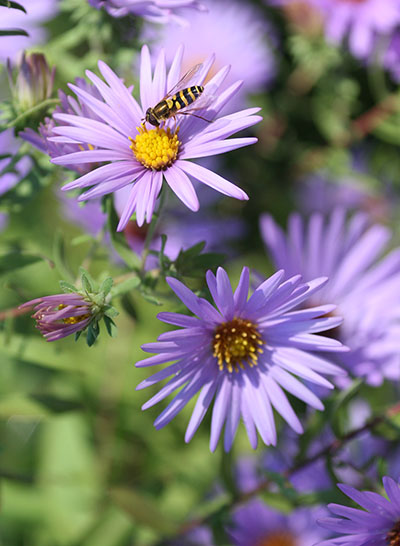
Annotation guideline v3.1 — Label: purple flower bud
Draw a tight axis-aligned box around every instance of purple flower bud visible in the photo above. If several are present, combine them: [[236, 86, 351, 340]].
[[8, 52, 55, 112], [20, 293, 93, 342]]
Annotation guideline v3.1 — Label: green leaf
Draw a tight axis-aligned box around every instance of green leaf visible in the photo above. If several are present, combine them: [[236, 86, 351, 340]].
[[0, 332, 83, 372], [0, 28, 29, 37], [111, 276, 140, 297], [100, 277, 113, 297], [103, 315, 117, 338], [0, 394, 49, 419], [0, 1, 26, 12], [81, 271, 93, 294], [86, 321, 99, 347], [0, 252, 43, 276], [59, 280, 78, 294]]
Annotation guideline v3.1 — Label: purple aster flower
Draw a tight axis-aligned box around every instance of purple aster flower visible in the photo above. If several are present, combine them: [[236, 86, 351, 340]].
[[0, 0, 58, 61], [317, 476, 400, 545], [229, 499, 328, 546], [136, 266, 346, 451], [144, 0, 275, 109], [20, 293, 94, 342], [20, 77, 104, 174], [0, 129, 32, 197], [261, 210, 400, 386], [49, 45, 260, 231], [88, 0, 205, 24], [384, 32, 400, 82], [269, 0, 400, 59]]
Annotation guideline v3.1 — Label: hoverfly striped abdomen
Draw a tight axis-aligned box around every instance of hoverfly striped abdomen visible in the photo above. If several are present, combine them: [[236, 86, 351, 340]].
[[145, 85, 205, 127], [168, 86, 204, 112]]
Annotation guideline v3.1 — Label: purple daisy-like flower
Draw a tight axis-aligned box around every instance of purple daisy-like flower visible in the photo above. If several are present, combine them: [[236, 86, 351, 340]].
[[49, 45, 261, 231], [136, 266, 346, 451], [269, 0, 400, 59], [229, 499, 327, 546], [384, 32, 400, 83], [261, 209, 400, 386], [88, 0, 205, 24], [317, 476, 400, 545], [20, 293, 93, 342]]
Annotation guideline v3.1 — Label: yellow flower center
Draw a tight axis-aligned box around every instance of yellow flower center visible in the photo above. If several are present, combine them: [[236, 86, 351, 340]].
[[387, 520, 400, 546], [255, 532, 297, 546], [57, 304, 90, 325], [212, 317, 264, 373], [130, 125, 180, 170]]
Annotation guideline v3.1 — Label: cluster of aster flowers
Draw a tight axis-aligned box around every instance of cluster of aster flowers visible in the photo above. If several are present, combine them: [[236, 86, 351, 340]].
[[6, 1, 400, 543]]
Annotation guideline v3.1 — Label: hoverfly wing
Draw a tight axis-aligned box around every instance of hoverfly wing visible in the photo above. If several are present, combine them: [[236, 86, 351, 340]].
[[164, 63, 204, 100]]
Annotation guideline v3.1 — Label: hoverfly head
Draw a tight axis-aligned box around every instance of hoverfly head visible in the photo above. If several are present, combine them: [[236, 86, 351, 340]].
[[145, 108, 160, 127]]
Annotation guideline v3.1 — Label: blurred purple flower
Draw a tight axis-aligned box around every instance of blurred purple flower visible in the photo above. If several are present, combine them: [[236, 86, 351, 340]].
[[317, 476, 400, 545], [20, 293, 93, 342], [261, 210, 400, 386], [88, 0, 205, 24], [269, 0, 400, 59], [50, 45, 261, 231], [229, 499, 328, 546], [57, 190, 107, 237], [295, 171, 392, 223], [0, 129, 32, 197], [144, 0, 276, 109], [136, 266, 346, 451], [384, 32, 400, 82], [0, 0, 58, 61]]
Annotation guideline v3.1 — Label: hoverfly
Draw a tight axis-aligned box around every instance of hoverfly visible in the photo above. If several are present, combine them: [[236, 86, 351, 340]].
[[144, 63, 213, 127]]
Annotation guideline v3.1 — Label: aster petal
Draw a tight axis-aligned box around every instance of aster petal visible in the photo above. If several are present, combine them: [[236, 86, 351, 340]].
[[51, 149, 131, 165], [177, 159, 248, 200], [262, 375, 303, 434], [233, 267, 250, 315], [97, 60, 144, 124], [166, 43, 184, 92], [78, 171, 142, 200], [166, 276, 203, 317], [224, 380, 241, 452], [269, 366, 324, 410], [152, 48, 167, 104], [67, 81, 133, 136], [61, 161, 137, 191], [164, 165, 200, 211], [140, 44, 153, 112], [153, 368, 206, 429], [185, 370, 219, 443], [210, 376, 232, 452]]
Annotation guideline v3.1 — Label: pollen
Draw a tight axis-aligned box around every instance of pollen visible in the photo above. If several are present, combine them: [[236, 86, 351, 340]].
[[387, 520, 400, 546], [130, 125, 180, 170], [57, 304, 90, 325], [212, 317, 264, 373]]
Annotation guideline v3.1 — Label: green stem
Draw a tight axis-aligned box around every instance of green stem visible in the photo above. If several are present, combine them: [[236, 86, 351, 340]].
[[3, 97, 60, 129], [140, 187, 168, 274]]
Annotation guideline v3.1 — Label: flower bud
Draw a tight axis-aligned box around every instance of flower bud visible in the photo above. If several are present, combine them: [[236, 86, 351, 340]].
[[8, 52, 55, 113]]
